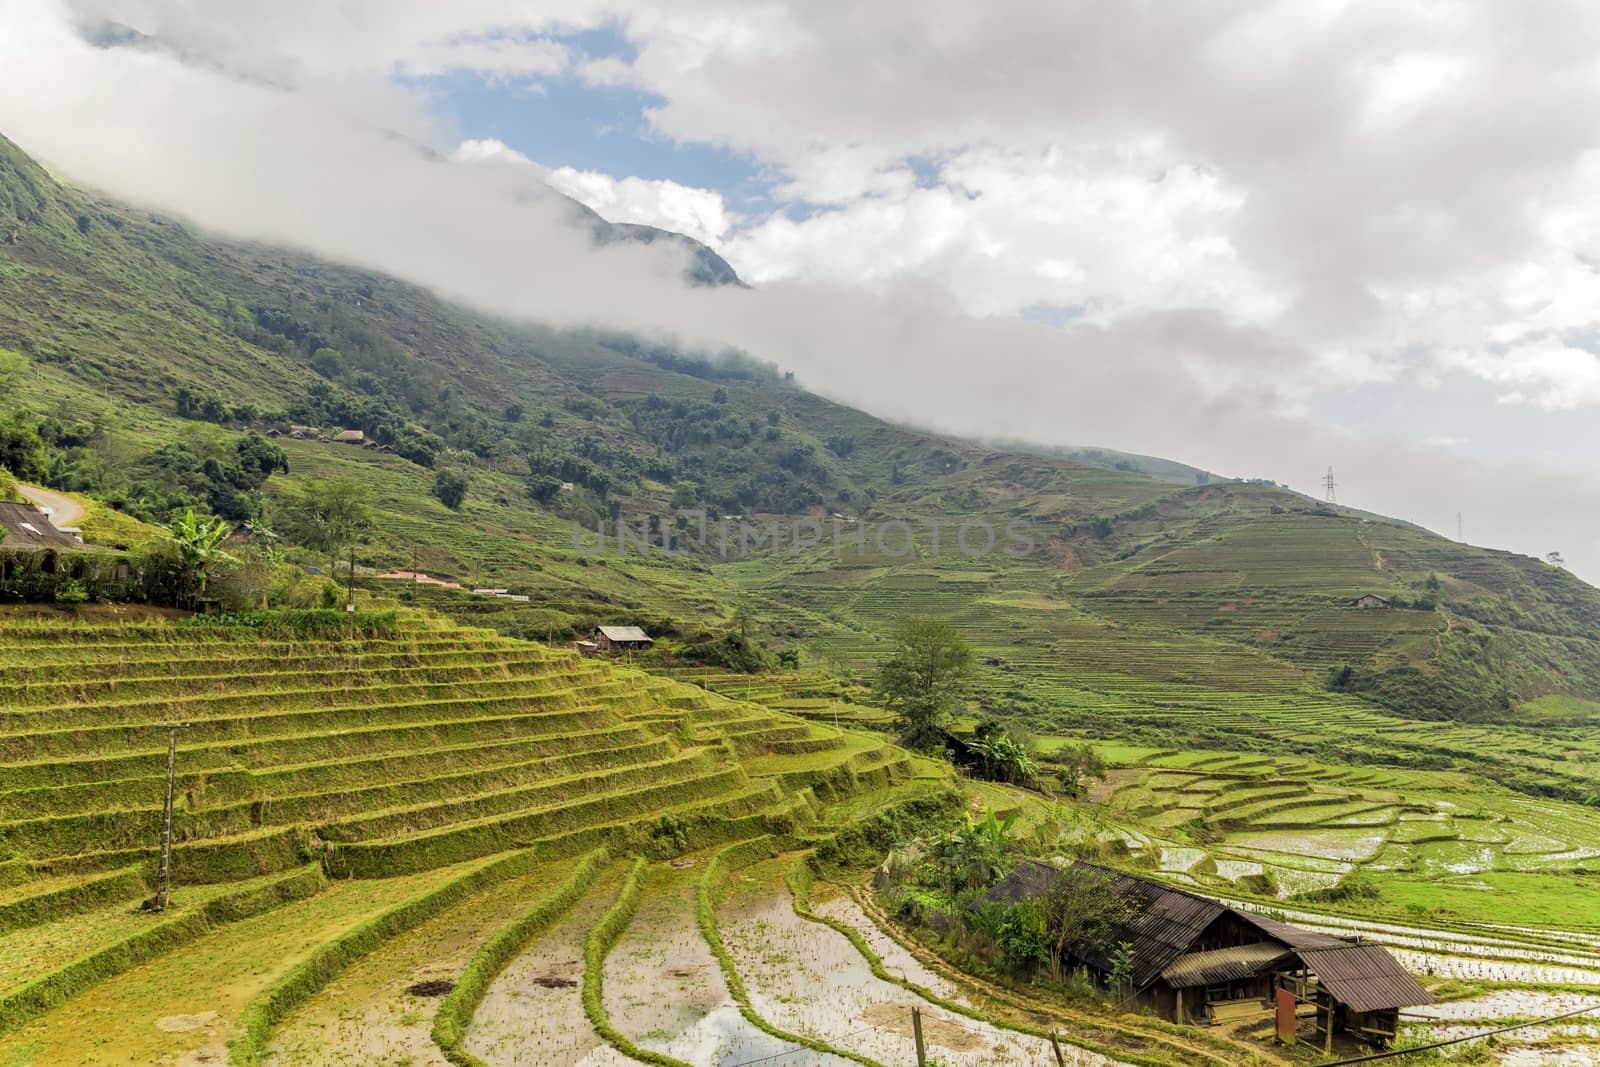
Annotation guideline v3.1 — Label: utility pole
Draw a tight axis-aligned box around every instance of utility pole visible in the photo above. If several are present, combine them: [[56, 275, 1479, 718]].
[[911, 1007, 926, 1066], [1322, 466, 1338, 504], [148, 723, 189, 911], [1457, 512, 1463, 542]]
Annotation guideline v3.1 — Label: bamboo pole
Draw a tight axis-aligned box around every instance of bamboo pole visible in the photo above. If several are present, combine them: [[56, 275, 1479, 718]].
[[911, 1006, 926, 1066], [151, 723, 187, 910]]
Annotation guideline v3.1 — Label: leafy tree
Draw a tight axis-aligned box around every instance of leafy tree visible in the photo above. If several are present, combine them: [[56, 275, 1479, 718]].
[[0, 413, 47, 482], [433, 469, 468, 510], [234, 432, 290, 480], [996, 897, 1052, 970], [528, 474, 562, 506], [276, 477, 371, 585], [671, 480, 700, 509], [163, 509, 236, 607], [1053, 743, 1107, 798], [876, 617, 974, 748], [309, 346, 346, 379], [503, 403, 524, 423], [1043, 868, 1140, 981]]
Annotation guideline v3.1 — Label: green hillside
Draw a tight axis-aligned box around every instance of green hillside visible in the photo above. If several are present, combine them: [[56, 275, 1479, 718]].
[[3, 128, 1596, 732]]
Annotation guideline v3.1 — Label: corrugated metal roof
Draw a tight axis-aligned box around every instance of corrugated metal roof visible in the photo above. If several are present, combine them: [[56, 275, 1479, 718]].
[[1299, 945, 1433, 1013], [596, 625, 652, 642], [1237, 913, 1352, 951], [1162, 943, 1294, 988], [0, 503, 78, 549]]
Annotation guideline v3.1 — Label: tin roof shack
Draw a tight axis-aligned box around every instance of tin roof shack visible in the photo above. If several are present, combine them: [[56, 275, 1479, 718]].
[[593, 625, 653, 653], [982, 861, 1429, 1047], [1354, 593, 1391, 608]]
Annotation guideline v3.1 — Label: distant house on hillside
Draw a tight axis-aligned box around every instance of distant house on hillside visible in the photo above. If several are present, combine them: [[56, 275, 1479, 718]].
[[332, 429, 365, 444], [374, 570, 462, 589], [1354, 594, 1391, 609], [0, 503, 80, 550], [593, 625, 652, 653], [982, 861, 1429, 1048]]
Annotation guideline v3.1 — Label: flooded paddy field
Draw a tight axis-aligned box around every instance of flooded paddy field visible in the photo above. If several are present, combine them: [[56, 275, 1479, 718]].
[[464, 864, 633, 1067], [717, 858, 1111, 1067], [603, 860, 853, 1066], [266, 859, 581, 1066]]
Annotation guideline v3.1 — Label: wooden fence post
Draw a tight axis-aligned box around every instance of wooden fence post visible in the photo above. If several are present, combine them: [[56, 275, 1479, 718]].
[[911, 1006, 926, 1066], [1050, 1031, 1067, 1067]]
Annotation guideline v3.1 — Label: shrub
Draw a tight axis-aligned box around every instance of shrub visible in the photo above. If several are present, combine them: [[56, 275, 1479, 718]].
[[53, 579, 88, 604], [433, 470, 468, 510]]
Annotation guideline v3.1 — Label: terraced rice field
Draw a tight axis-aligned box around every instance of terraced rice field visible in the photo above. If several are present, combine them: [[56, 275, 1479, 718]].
[[5, 609, 1599, 1064], [1087, 749, 1600, 921], [0, 611, 928, 1064]]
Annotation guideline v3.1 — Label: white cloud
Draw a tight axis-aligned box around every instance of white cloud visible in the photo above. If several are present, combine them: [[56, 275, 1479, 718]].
[[1440, 342, 1600, 410], [397, 36, 569, 80], [451, 138, 732, 248]]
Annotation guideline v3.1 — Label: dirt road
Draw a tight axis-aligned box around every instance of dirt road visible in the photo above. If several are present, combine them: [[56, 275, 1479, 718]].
[[15, 484, 85, 526]]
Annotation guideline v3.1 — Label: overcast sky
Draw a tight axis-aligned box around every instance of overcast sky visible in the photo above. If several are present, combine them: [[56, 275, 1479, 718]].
[[3, 1, 1600, 581]]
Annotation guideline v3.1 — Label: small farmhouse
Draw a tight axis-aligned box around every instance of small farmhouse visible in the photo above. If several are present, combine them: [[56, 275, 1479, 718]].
[[982, 861, 1429, 1049], [593, 625, 653, 653], [332, 429, 365, 444], [1354, 594, 1391, 609]]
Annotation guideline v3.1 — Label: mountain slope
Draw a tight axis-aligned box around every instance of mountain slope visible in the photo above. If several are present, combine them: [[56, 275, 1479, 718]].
[[3, 127, 1599, 738]]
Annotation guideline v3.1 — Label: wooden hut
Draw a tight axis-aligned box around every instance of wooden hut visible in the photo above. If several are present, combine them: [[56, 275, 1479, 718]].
[[593, 625, 653, 653], [982, 861, 1429, 1046]]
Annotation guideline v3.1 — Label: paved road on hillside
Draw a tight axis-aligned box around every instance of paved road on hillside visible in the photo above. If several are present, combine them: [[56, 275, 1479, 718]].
[[16, 484, 85, 526]]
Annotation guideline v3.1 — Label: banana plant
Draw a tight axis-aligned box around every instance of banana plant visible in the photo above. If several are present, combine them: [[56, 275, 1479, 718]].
[[163, 508, 237, 607]]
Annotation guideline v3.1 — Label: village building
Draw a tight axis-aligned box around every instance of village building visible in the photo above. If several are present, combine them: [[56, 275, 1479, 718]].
[[332, 429, 365, 444], [982, 861, 1430, 1049], [0, 502, 80, 550], [1354, 594, 1391, 608], [593, 625, 653, 653]]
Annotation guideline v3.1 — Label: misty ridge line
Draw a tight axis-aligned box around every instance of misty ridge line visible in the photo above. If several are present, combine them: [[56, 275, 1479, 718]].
[[571, 513, 1041, 560]]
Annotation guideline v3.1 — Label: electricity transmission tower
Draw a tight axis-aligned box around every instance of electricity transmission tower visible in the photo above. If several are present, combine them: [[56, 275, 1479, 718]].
[[1322, 467, 1337, 504]]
